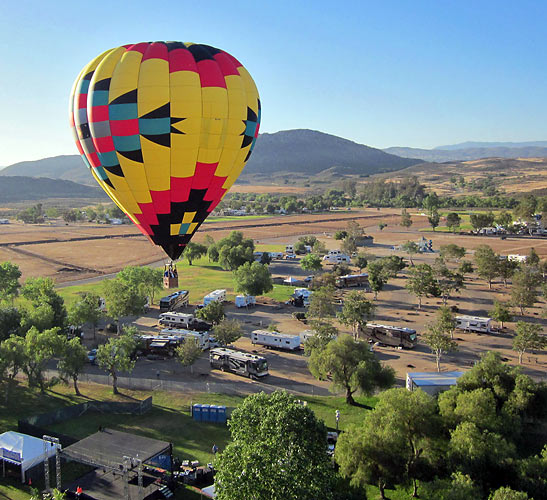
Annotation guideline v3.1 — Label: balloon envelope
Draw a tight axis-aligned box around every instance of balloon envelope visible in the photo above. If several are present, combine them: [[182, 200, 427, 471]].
[[70, 42, 261, 260]]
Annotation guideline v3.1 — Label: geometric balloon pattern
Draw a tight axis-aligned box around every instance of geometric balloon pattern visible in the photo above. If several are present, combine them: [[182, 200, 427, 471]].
[[70, 42, 261, 260]]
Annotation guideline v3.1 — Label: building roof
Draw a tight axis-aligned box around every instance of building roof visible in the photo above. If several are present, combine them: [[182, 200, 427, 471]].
[[407, 371, 464, 387], [0, 431, 58, 471]]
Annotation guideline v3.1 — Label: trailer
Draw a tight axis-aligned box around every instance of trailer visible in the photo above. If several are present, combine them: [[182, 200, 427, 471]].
[[293, 288, 312, 306], [158, 312, 211, 331], [359, 323, 418, 349], [455, 315, 493, 333], [209, 348, 269, 379], [159, 290, 189, 312], [203, 289, 227, 306], [335, 273, 370, 289], [235, 295, 256, 308], [322, 253, 351, 264], [251, 330, 301, 351], [158, 328, 211, 350]]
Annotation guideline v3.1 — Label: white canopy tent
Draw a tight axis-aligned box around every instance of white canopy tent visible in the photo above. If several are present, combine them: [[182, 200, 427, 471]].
[[201, 484, 216, 498], [0, 431, 58, 482]]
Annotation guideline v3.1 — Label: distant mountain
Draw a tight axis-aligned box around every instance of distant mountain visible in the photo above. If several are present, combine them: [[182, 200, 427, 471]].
[[0, 176, 106, 202], [434, 140, 547, 150], [383, 145, 547, 162], [0, 130, 422, 184]]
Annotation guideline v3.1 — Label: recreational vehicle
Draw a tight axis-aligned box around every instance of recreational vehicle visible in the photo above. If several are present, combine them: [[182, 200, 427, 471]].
[[455, 316, 493, 333], [0, 219, 10, 224], [285, 244, 294, 255], [158, 329, 211, 350], [360, 323, 418, 349], [235, 295, 256, 308], [158, 312, 211, 331], [251, 330, 301, 350], [203, 289, 227, 306], [159, 290, 189, 312], [293, 288, 312, 306], [322, 253, 351, 264], [335, 273, 370, 289], [209, 348, 269, 379]]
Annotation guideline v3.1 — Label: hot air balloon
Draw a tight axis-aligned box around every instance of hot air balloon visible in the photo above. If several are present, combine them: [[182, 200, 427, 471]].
[[69, 42, 261, 261]]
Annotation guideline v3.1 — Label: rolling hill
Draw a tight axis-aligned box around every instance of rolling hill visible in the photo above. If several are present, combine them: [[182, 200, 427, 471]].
[[0, 176, 106, 202], [0, 129, 422, 186]]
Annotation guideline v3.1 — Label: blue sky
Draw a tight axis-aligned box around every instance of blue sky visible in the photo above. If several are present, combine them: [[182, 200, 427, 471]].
[[1, 0, 546, 166]]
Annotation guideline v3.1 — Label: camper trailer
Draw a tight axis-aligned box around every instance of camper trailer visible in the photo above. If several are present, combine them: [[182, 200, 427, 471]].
[[235, 295, 256, 308], [455, 316, 493, 333], [285, 244, 294, 255], [335, 273, 370, 289], [209, 348, 269, 379], [159, 290, 189, 312], [293, 288, 312, 306], [158, 329, 211, 350], [158, 312, 211, 331], [360, 323, 418, 349], [203, 289, 227, 307], [251, 330, 301, 351], [322, 253, 351, 264]]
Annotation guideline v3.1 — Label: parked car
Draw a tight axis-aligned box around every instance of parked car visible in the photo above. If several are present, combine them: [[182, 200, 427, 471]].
[[304, 276, 313, 283], [285, 254, 297, 260], [87, 349, 98, 365]]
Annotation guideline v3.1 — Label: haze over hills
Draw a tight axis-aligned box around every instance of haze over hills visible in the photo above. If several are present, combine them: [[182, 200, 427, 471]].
[[434, 140, 547, 150], [0, 176, 106, 202], [0, 129, 422, 187]]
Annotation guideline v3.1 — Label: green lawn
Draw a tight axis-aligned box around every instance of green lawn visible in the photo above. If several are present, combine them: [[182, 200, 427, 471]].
[[1, 380, 377, 499]]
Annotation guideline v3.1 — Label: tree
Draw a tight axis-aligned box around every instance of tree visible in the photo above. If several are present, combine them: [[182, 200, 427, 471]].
[[440, 244, 466, 262], [446, 212, 462, 233], [341, 236, 357, 256], [116, 266, 163, 305], [498, 258, 518, 287], [489, 487, 530, 500], [312, 239, 327, 255], [378, 223, 387, 231], [96, 332, 137, 394], [490, 301, 513, 329], [437, 305, 457, 339], [474, 245, 499, 289], [175, 338, 202, 374], [212, 318, 243, 346], [400, 208, 413, 228], [512, 322, 546, 364], [102, 278, 148, 332], [21, 277, 67, 329], [367, 260, 389, 299], [334, 230, 348, 240], [215, 391, 338, 500], [496, 210, 513, 229], [0, 261, 21, 303], [57, 337, 88, 395], [20, 303, 55, 333], [302, 321, 338, 355], [526, 247, 540, 267], [183, 242, 207, 265], [379, 255, 406, 278], [511, 267, 541, 315], [196, 300, 225, 325], [406, 263, 440, 309], [423, 193, 440, 213], [300, 253, 322, 274], [308, 286, 336, 320], [346, 220, 364, 239], [428, 209, 440, 231], [233, 261, 273, 296], [353, 254, 368, 272], [401, 241, 421, 266], [210, 231, 255, 270], [23, 327, 64, 392], [470, 212, 495, 231], [420, 473, 481, 500], [0, 307, 21, 341], [68, 292, 103, 338], [336, 388, 437, 499], [434, 259, 465, 305], [0, 335, 25, 403], [338, 291, 375, 339], [309, 335, 394, 405], [423, 324, 458, 372]]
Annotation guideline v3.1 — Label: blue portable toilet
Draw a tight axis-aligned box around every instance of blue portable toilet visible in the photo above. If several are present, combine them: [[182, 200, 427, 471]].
[[217, 406, 227, 424], [193, 404, 202, 422], [201, 404, 211, 422], [209, 405, 218, 423]]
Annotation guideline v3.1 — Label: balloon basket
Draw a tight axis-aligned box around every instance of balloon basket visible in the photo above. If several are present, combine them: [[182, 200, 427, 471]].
[[163, 276, 179, 289]]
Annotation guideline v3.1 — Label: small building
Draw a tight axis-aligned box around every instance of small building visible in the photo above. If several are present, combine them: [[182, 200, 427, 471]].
[[406, 371, 464, 396]]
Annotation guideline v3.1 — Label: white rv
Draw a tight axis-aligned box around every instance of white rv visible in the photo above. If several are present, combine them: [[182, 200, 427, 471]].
[[285, 244, 294, 255], [322, 253, 351, 264], [507, 254, 527, 263], [269, 252, 284, 260], [455, 315, 493, 333], [235, 295, 256, 308], [293, 288, 313, 306], [158, 328, 211, 349], [158, 312, 210, 331], [203, 289, 227, 306], [251, 330, 301, 351]]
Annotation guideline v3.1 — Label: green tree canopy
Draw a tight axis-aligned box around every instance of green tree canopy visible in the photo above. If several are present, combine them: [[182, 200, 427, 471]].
[[196, 300, 225, 325], [423, 323, 458, 372], [102, 278, 148, 332], [175, 338, 202, 373], [212, 318, 243, 346], [400, 208, 413, 228], [233, 261, 273, 296], [183, 242, 208, 265], [68, 292, 103, 338], [21, 277, 67, 329], [0, 335, 25, 403], [58, 337, 88, 395], [512, 321, 546, 364], [0, 261, 21, 303], [474, 245, 499, 289], [490, 301, 513, 329], [300, 253, 323, 274], [23, 327, 64, 393], [116, 265, 163, 305], [308, 286, 337, 320], [446, 212, 462, 232], [405, 263, 440, 308], [215, 391, 338, 500], [96, 331, 137, 394], [337, 291, 375, 339]]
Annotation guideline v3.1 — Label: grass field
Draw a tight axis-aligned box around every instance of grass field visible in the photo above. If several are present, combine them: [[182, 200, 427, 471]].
[[0, 380, 377, 500], [207, 215, 272, 222], [57, 255, 295, 307]]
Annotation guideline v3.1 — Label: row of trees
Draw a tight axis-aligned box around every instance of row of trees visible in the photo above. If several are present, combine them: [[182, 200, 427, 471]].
[[16, 203, 127, 224]]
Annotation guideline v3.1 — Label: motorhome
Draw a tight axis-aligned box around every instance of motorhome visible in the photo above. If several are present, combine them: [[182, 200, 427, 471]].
[[455, 316, 493, 333], [235, 295, 256, 308], [335, 273, 370, 289], [360, 323, 418, 349], [203, 289, 227, 306], [209, 348, 268, 379], [269, 252, 284, 260], [251, 330, 301, 350], [158, 312, 210, 331], [158, 329, 211, 350], [159, 290, 189, 312], [285, 244, 294, 255]]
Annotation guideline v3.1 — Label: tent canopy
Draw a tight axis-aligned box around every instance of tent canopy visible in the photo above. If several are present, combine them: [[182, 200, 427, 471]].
[[0, 431, 57, 472]]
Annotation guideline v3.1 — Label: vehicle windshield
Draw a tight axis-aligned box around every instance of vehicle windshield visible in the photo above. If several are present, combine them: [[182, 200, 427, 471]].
[[253, 360, 268, 373], [409, 333, 417, 341]]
